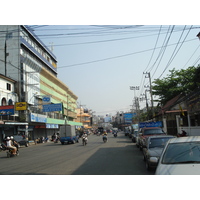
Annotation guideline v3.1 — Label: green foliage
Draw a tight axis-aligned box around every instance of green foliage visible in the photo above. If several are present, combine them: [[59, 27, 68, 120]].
[[152, 66, 200, 105]]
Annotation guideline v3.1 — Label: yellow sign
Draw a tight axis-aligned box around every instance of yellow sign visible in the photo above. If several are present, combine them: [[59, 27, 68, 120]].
[[15, 102, 28, 111]]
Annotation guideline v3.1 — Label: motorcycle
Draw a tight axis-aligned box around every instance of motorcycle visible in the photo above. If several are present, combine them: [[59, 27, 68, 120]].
[[0, 143, 19, 158], [103, 135, 107, 143], [177, 130, 187, 137], [82, 136, 88, 146], [54, 137, 60, 143], [6, 148, 19, 158]]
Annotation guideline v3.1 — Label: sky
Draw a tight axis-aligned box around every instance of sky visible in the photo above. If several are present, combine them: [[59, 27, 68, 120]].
[[32, 25, 200, 117]]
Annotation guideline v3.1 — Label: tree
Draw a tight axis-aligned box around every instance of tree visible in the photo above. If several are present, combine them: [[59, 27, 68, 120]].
[[152, 66, 199, 105]]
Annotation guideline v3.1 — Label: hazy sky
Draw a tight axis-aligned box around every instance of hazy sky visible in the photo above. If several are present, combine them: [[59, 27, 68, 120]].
[[33, 25, 200, 116]]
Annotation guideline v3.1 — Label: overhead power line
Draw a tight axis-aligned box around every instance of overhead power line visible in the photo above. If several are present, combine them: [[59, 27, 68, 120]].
[[58, 38, 197, 69]]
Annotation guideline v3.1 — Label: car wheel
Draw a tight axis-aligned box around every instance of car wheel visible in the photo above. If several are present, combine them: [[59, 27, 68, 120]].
[[72, 140, 75, 144], [25, 143, 29, 147], [61, 142, 64, 145], [145, 161, 151, 171]]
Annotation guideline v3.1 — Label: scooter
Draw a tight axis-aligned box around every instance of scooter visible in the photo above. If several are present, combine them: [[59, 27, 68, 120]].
[[177, 130, 187, 137], [82, 137, 88, 146], [103, 136, 107, 143], [6, 148, 19, 158], [54, 137, 60, 143], [0, 143, 19, 158]]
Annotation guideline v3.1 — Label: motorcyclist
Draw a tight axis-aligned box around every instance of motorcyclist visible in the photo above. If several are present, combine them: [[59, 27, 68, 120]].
[[82, 132, 88, 144], [10, 136, 20, 151], [5, 137, 17, 155], [102, 130, 108, 142]]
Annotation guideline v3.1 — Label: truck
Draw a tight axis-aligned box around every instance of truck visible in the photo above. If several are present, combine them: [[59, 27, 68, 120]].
[[59, 125, 79, 145]]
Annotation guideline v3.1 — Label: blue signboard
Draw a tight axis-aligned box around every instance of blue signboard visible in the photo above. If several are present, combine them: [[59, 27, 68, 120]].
[[46, 124, 59, 129], [42, 96, 51, 103], [124, 113, 136, 124], [30, 113, 47, 123], [42, 103, 62, 112], [139, 121, 163, 128]]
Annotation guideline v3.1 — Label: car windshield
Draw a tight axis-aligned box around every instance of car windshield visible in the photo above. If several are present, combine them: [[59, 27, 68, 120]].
[[162, 142, 200, 164], [144, 129, 164, 135], [149, 137, 172, 148]]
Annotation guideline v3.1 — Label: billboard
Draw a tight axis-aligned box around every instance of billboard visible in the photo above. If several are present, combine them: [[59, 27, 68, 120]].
[[0, 105, 14, 115], [104, 116, 111, 123], [30, 113, 47, 123], [139, 121, 163, 128], [123, 113, 136, 124], [15, 102, 27, 111], [42, 103, 62, 112]]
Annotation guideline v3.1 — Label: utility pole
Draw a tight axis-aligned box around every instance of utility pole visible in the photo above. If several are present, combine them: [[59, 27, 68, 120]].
[[130, 86, 140, 123], [144, 72, 155, 118]]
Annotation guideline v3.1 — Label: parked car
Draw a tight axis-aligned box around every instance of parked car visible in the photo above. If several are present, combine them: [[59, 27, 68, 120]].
[[128, 131, 133, 138], [132, 130, 138, 143], [155, 136, 200, 175], [124, 130, 130, 136], [143, 135, 175, 170], [138, 127, 166, 150], [13, 135, 29, 147]]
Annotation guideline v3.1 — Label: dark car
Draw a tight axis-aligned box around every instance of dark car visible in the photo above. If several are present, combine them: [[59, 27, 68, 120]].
[[138, 127, 166, 150], [143, 135, 175, 170], [13, 135, 29, 147], [132, 130, 138, 143]]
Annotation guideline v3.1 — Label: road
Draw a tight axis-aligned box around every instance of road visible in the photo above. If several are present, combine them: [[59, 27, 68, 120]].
[[0, 132, 155, 175]]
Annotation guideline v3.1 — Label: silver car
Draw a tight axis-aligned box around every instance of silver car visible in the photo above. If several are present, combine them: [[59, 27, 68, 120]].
[[155, 136, 200, 175], [143, 135, 175, 170]]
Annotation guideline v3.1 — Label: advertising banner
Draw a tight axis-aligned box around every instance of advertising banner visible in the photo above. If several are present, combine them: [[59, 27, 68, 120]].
[[0, 105, 14, 115], [15, 102, 27, 111], [139, 121, 163, 128], [30, 113, 47, 123], [42, 103, 62, 112], [123, 113, 136, 124]]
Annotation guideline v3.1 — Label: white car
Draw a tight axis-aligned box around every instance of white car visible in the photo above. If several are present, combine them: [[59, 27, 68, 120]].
[[155, 136, 200, 175]]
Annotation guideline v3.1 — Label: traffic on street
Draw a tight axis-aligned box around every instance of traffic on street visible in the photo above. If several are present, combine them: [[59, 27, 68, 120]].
[[0, 131, 155, 175]]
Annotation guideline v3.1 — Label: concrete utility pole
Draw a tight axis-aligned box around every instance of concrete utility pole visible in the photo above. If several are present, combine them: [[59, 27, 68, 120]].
[[143, 72, 155, 118], [130, 86, 140, 122]]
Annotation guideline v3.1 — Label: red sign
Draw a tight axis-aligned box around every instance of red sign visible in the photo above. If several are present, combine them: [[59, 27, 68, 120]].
[[0, 105, 14, 115]]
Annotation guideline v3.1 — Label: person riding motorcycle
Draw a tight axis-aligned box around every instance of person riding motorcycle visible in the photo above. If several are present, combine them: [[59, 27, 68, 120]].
[[10, 136, 20, 151], [102, 130, 107, 136], [82, 133, 88, 144], [102, 130, 108, 142], [5, 137, 17, 155]]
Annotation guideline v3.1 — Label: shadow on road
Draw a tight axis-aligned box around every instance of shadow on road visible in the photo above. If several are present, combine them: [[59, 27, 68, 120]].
[[71, 145, 155, 175]]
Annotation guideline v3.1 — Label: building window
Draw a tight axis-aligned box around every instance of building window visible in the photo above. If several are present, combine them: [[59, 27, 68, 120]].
[[8, 99, 13, 105], [1, 98, 6, 106], [7, 83, 11, 91]]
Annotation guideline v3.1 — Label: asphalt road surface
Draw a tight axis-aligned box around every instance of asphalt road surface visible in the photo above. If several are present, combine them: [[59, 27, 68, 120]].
[[0, 132, 155, 175]]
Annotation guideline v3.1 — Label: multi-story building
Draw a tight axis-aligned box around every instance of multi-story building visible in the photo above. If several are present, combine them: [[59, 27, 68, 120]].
[[75, 108, 92, 129], [0, 25, 82, 141]]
